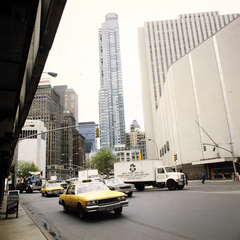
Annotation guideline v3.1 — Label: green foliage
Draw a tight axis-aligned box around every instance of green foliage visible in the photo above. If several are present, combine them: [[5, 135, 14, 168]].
[[91, 148, 117, 177], [17, 161, 40, 179]]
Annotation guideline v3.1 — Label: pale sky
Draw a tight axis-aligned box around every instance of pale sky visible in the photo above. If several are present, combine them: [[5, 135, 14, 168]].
[[43, 0, 240, 132]]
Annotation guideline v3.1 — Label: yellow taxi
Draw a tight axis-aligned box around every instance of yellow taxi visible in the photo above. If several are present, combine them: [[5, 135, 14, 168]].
[[59, 182, 128, 219], [41, 183, 65, 197]]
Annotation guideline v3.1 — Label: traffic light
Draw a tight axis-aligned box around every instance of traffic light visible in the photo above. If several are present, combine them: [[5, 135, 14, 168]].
[[95, 127, 100, 138], [203, 145, 206, 151], [174, 154, 177, 161]]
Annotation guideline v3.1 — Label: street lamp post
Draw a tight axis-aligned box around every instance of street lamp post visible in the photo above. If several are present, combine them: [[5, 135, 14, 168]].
[[62, 153, 78, 178], [60, 160, 63, 180], [79, 147, 84, 170], [42, 72, 58, 77], [148, 139, 159, 160]]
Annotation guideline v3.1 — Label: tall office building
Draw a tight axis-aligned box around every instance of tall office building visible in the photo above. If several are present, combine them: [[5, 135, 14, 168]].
[[138, 11, 239, 157], [138, 13, 240, 178], [139, 11, 239, 111], [53, 86, 78, 124], [65, 88, 78, 124], [27, 83, 63, 178], [98, 13, 126, 149]]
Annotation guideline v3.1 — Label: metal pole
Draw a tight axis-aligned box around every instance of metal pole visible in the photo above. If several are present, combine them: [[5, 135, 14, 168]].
[[230, 142, 237, 180], [148, 139, 159, 160]]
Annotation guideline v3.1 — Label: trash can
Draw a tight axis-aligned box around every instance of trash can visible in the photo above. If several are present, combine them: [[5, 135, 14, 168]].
[[6, 190, 19, 218]]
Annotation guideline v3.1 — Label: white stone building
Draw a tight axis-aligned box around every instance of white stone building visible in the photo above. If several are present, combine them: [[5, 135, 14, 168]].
[[138, 14, 240, 179], [18, 120, 47, 178]]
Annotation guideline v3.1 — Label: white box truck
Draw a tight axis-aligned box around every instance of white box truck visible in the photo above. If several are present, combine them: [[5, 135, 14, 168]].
[[78, 169, 100, 182], [114, 160, 185, 191]]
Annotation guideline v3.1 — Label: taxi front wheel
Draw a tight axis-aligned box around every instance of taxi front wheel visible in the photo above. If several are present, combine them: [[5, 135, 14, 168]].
[[114, 207, 122, 215], [78, 204, 87, 220], [63, 201, 69, 213]]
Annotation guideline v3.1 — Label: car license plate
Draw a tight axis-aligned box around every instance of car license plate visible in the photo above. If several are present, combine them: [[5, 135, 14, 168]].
[[107, 206, 114, 211], [178, 182, 183, 185], [125, 191, 129, 193]]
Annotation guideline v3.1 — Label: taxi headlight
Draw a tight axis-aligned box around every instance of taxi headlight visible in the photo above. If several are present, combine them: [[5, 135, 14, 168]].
[[118, 196, 126, 201], [86, 200, 97, 205], [48, 190, 52, 193]]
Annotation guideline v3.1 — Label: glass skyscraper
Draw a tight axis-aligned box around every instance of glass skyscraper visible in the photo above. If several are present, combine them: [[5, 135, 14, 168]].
[[98, 13, 126, 149]]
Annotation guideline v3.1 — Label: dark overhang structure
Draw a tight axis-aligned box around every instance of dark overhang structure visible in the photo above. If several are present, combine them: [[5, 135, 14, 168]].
[[0, 0, 66, 187]]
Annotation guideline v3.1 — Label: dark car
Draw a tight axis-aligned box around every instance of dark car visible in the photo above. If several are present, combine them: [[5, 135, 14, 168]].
[[102, 178, 134, 197]]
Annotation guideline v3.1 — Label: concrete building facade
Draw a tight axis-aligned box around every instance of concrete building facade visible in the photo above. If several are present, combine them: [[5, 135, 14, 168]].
[[27, 84, 63, 179], [53, 85, 78, 124], [138, 15, 240, 179], [98, 13, 126, 149], [18, 120, 47, 178]]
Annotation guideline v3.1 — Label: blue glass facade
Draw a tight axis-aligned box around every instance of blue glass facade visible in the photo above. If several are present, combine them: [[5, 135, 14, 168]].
[[78, 122, 96, 153]]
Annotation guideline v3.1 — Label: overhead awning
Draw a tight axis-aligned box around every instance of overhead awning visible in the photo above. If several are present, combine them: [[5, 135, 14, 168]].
[[192, 158, 228, 165]]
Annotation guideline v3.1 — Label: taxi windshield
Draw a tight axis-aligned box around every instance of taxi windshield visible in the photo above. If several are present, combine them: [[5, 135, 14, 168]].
[[76, 182, 109, 194]]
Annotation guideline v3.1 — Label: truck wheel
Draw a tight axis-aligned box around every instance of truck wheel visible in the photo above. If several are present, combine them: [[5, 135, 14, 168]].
[[114, 207, 122, 215], [168, 180, 176, 190], [178, 184, 184, 190], [135, 183, 145, 191]]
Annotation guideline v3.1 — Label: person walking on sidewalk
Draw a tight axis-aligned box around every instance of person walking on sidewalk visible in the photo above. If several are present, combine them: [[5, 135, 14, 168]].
[[221, 172, 226, 180], [201, 172, 205, 184]]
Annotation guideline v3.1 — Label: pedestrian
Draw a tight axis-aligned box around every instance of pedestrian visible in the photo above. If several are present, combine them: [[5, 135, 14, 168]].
[[185, 174, 188, 185], [221, 172, 226, 180], [201, 172, 205, 184]]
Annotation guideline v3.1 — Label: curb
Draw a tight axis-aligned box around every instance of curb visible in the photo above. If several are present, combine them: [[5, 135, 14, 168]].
[[20, 201, 54, 240]]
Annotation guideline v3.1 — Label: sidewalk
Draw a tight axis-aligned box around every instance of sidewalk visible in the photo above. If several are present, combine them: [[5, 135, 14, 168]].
[[0, 193, 53, 240]]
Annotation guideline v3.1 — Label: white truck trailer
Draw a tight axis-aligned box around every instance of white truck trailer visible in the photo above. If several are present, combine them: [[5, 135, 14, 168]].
[[114, 160, 185, 191], [78, 169, 100, 182]]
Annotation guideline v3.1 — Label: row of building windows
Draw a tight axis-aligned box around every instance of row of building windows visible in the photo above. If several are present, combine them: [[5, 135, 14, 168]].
[[147, 13, 237, 109], [20, 130, 37, 139]]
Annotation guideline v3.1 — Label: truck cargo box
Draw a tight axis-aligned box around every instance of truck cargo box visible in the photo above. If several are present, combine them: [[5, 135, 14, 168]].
[[114, 160, 163, 182]]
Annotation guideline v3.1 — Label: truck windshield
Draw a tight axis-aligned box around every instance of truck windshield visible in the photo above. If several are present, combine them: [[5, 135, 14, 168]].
[[165, 167, 175, 173]]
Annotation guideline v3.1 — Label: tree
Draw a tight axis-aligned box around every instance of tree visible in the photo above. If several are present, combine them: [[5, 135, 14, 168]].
[[17, 161, 40, 179], [91, 148, 117, 177]]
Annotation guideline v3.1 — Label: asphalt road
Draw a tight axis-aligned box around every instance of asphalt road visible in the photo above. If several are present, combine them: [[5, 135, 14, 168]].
[[20, 181, 240, 240]]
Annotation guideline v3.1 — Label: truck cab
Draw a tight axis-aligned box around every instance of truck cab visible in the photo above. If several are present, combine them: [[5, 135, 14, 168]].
[[156, 167, 185, 190]]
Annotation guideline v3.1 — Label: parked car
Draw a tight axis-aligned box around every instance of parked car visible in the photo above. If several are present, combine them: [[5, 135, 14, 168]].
[[41, 183, 65, 197], [59, 182, 129, 219], [102, 178, 134, 197], [48, 179, 68, 189]]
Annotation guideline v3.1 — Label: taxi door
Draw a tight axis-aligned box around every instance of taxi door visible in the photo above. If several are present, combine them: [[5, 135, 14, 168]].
[[156, 167, 167, 183], [68, 185, 77, 211], [63, 186, 72, 208]]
